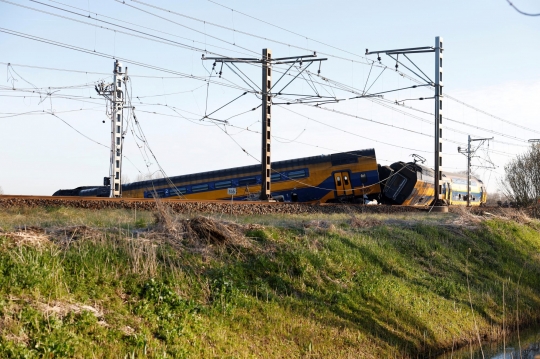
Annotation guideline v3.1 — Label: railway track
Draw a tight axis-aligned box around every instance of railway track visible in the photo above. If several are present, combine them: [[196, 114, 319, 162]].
[[0, 195, 427, 215], [0, 195, 516, 217]]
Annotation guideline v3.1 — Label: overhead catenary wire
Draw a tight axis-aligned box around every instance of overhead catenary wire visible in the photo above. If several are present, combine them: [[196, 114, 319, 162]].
[[505, 0, 540, 16], [0, 28, 257, 93], [124, 78, 188, 198], [39, 0, 259, 57], [5, 0, 258, 60]]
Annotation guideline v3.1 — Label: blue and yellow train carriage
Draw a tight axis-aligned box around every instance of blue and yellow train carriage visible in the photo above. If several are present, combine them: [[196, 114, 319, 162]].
[[443, 175, 486, 206], [380, 161, 487, 206], [121, 149, 382, 203]]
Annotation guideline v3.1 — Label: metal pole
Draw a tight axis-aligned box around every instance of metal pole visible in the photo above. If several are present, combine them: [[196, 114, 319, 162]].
[[260, 49, 272, 201], [111, 60, 126, 198], [467, 135, 471, 207], [434, 36, 444, 205]]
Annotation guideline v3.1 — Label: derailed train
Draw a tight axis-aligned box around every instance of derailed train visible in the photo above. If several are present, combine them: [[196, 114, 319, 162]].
[[53, 149, 487, 206]]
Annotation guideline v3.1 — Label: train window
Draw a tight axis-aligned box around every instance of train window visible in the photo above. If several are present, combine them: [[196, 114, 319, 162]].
[[383, 173, 407, 200], [343, 175, 349, 185], [171, 187, 187, 195], [238, 177, 257, 186], [191, 184, 209, 192], [214, 180, 232, 189], [336, 176, 342, 186], [287, 169, 307, 179], [360, 173, 367, 184], [271, 173, 281, 181]]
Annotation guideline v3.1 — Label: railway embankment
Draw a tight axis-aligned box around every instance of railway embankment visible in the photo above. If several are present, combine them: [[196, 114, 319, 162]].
[[0, 195, 536, 217], [0, 205, 539, 358]]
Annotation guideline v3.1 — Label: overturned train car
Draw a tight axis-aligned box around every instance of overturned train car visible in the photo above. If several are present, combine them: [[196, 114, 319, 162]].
[[380, 161, 487, 206]]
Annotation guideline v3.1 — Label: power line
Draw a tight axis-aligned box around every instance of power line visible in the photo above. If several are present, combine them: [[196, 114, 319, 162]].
[[125, 81, 188, 198], [48, 112, 108, 148], [0, 106, 103, 118], [277, 105, 441, 155], [5, 0, 251, 58], [505, 0, 540, 16], [41, 0, 258, 57], [125, 0, 373, 67], [0, 27, 255, 93], [302, 103, 515, 158], [445, 93, 540, 135], [368, 97, 528, 147], [306, 68, 540, 138]]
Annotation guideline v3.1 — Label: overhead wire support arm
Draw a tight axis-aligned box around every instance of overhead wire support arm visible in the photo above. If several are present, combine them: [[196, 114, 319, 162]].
[[274, 62, 313, 94], [402, 54, 433, 83], [355, 84, 431, 99], [224, 63, 259, 93], [271, 61, 299, 91], [230, 63, 261, 91], [201, 92, 247, 121], [202, 55, 259, 63], [274, 58, 327, 64], [387, 54, 432, 85], [365, 46, 434, 55], [273, 53, 319, 61]]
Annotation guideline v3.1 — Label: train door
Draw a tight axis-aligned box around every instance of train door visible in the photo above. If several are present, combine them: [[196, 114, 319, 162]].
[[334, 171, 352, 197]]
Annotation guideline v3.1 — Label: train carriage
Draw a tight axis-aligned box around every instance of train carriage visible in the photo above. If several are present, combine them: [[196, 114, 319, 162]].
[[380, 161, 487, 206], [444, 175, 486, 206], [54, 150, 488, 206], [120, 149, 381, 203]]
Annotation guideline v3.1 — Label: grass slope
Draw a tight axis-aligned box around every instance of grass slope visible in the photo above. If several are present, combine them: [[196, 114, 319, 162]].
[[0, 207, 539, 358]]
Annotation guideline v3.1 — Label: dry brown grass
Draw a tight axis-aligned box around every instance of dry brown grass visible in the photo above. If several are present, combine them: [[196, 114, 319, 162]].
[[1, 227, 51, 248], [302, 219, 336, 233], [149, 201, 255, 258], [348, 215, 383, 229]]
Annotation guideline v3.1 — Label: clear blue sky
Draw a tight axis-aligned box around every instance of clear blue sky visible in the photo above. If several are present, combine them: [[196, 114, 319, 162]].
[[0, 0, 539, 194]]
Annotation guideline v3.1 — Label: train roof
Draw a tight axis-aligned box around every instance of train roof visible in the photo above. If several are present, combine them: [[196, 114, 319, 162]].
[[403, 162, 484, 183], [123, 148, 376, 191]]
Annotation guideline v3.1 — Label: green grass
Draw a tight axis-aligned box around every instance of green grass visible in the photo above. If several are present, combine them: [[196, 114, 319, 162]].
[[0, 207, 539, 358]]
